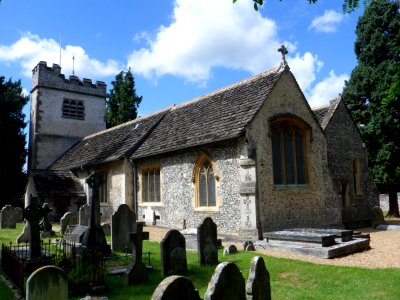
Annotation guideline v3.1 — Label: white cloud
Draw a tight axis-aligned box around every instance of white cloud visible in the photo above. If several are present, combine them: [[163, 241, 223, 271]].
[[287, 52, 323, 91], [309, 10, 345, 33], [0, 32, 121, 78], [307, 70, 349, 107], [128, 0, 287, 83]]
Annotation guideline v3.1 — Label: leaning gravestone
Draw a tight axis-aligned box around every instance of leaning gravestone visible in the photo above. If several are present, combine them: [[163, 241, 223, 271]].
[[79, 204, 90, 226], [60, 212, 77, 235], [0, 205, 17, 229], [160, 230, 187, 276], [26, 265, 68, 300], [112, 204, 135, 252], [204, 262, 246, 300], [197, 217, 218, 265], [371, 206, 385, 228], [151, 275, 201, 300], [246, 256, 271, 300]]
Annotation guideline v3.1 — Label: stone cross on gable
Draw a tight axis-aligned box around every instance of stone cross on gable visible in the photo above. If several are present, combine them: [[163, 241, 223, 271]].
[[278, 45, 289, 70], [130, 221, 149, 263]]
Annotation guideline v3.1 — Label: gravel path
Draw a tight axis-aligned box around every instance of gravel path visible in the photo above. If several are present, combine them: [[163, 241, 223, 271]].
[[145, 221, 400, 269]]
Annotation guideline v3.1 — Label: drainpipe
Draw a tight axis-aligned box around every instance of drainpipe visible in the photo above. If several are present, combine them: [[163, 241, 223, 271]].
[[129, 159, 138, 220]]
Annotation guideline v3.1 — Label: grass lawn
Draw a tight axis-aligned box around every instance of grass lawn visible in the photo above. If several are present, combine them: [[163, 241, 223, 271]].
[[1, 225, 400, 299]]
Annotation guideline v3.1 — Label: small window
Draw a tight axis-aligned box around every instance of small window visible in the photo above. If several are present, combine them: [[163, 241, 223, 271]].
[[99, 172, 108, 204], [353, 158, 362, 196], [141, 166, 161, 203], [194, 153, 218, 208], [62, 98, 85, 120], [271, 117, 309, 186]]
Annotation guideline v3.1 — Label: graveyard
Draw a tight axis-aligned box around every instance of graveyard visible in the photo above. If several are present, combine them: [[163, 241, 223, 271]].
[[1, 205, 400, 299]]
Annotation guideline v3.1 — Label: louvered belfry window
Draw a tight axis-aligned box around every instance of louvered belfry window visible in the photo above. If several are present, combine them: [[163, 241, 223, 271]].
[[142, 167, 161, 202], [271, 118, 308, 186], [62, 98, 85, 120], [198, 160, 216, 207]]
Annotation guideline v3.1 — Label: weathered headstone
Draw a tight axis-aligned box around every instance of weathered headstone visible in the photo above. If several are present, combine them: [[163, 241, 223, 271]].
[[124, 221, 149, 284], [0, 205, 17, 229], [204, 262, 245, 300], [160, 230, 187, 276], [102, 223, 111, 235], [371, 206, 385, 227], [197, 217, 218, 265], [245, 244, 256, 252], [14, 207, 24, 223], [79, 204, 90, 226], [26, 265, 68, 300], [243, 241, 253, 250], [111, 204, 135, 252], [39, 203, 54, 237], [17, 222, 30, 243], [223, 244, 238, 256], [246, 256, 271, 300], [151, 275, 201, 300], [60, 212, 77, 235]]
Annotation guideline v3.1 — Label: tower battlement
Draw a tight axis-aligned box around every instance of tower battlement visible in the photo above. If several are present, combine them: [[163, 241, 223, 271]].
[[32, 61, 107, 97]]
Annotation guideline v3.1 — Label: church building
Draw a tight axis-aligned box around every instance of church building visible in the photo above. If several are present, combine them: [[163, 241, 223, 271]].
[[26, 59, 379, 237]]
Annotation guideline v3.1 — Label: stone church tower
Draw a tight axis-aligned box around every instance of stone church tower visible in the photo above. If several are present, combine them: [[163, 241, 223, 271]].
[[28, 61, 107, 171]]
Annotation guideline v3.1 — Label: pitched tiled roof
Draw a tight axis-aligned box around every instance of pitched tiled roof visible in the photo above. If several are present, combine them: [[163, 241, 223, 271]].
[[49, 67, 283, 169], [312, 97, 340, 129], [50, 109, 169, 170], [31, 170, 85, 198], [131, 67, 283, 159]]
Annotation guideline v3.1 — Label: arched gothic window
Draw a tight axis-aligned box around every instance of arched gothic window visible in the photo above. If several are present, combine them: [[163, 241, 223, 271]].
[[193, 153, 219, 208], [62, 98, 85, 120], [271, 116, 309, 186]]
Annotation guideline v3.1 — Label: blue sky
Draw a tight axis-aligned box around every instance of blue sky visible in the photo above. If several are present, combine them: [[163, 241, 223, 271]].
[[0, 0, 364, 121]]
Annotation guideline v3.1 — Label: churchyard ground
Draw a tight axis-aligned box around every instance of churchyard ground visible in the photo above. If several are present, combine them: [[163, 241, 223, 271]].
[[1, 223, 400, 299]]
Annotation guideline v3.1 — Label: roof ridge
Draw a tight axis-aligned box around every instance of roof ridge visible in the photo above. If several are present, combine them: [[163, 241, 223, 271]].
[[171, 67, 281, 111], [82, 106, 173, 140]]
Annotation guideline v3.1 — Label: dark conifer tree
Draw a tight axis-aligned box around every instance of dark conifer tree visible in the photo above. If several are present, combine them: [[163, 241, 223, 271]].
[[0, 76, 29, 208]]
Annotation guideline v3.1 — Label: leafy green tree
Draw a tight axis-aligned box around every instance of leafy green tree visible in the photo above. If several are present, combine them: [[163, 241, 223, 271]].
[[342, 0, 400, 217], [0, 76, 29, 208], [234, 0, 369, 12], [106, 68, 142, 128]]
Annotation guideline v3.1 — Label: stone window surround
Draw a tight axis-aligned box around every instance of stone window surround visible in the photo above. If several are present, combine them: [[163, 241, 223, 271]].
[[139, 164, 163, 207], [269, 114, 311, 188], [352, 157, 363, 197], [61, 98, 85, 120], [192, 152, 221, 212]]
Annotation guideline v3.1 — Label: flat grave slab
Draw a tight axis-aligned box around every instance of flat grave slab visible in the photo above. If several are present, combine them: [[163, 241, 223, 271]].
[[259, 228, 370, 258], [376, 224, 400, 231]]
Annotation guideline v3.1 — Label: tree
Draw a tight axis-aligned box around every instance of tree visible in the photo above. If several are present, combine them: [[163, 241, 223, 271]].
[[0, 76, 29, 208], [234, 0, 369, 13], [342, 0, 400, 217], [106, 69, 142, 128]]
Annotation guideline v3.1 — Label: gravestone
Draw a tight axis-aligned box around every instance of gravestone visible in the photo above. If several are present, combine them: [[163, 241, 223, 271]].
[[124, 221, 149, 284], [15, 207, 24, 223], [151, 275, 201, 300], [246, 256, 271, 300], [223, 244, 238, 256], [60, 212, 77, 235], [79, 204, 90, 226], [371, 206, 385, 227], [39, 203, 53, 237], [102, 223, 111, 235], [245, 244, 256, 252], [17, 222, 30, 243], [111, 204, 135, 252], [204, 262, 245, 300], [197, 217, 218, 265], [160, 230, 187, 276], [67, 225, 89, 243], [26, 265, 68, 300], [0, 205, 17, 228]]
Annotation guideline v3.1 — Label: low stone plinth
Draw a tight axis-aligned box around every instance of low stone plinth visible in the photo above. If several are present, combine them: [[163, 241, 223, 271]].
[[376, 224, 400, 231], [260, 228, 370, 258]]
